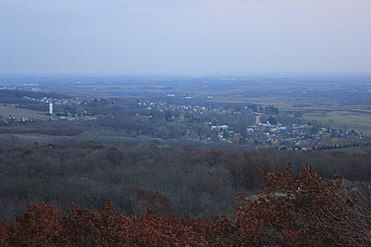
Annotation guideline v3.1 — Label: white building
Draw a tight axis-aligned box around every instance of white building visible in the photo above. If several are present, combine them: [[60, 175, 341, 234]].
[[211, 125, 229, 131]]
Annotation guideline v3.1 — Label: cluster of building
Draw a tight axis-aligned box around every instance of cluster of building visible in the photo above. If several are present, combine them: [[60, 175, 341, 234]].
[[134, 99, 369, 149], [141, 99, 369, 149], [56, 115, 97, 122], [214, 117, 366, 150], [0, 115, 35, 125]]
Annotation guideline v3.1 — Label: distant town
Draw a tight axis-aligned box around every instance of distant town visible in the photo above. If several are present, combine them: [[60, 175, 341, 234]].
[[1, 84, 369, 151]]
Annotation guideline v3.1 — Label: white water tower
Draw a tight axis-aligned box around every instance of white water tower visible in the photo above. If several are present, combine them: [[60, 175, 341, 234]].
[[49, 102, 53, 115]]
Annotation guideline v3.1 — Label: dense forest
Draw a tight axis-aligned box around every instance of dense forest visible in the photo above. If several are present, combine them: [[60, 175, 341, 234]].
[[0, 141, 370, 223], [0, 166, 369, 246]]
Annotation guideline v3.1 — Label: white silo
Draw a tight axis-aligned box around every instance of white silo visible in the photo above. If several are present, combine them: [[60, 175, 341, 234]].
[[49, 102, 53, 115]]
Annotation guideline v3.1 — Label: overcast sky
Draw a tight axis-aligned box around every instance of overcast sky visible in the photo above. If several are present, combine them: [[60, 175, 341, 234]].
[[0, 0, 370, 75]]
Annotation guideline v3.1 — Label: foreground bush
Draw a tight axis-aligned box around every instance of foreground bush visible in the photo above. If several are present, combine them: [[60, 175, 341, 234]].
[[1, 166, 369, 246]]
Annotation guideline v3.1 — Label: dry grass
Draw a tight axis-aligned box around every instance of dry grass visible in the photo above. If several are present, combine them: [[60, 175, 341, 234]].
[[0, 105, 49, 120]]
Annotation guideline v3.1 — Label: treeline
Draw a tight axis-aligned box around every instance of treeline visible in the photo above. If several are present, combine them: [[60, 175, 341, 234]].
[[0, 141, 370, 223], [0, 89, 67, 111], [0, 121, 85, 136], [0, 127, 83, 136], [0, 167, 369, 246], [314, 142, 370, 150]]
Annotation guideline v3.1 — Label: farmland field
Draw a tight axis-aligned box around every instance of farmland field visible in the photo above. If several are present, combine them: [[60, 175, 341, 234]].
[[302, 111, 371, 134], [0, 105, 49, 120]]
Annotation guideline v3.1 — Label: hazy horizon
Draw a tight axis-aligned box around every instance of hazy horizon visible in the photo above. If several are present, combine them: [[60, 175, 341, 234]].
[[1, 0, 371, 75]]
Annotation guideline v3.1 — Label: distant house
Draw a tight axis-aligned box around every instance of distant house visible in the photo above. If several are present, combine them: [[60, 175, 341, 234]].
[[211, 125, 229, 131]]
